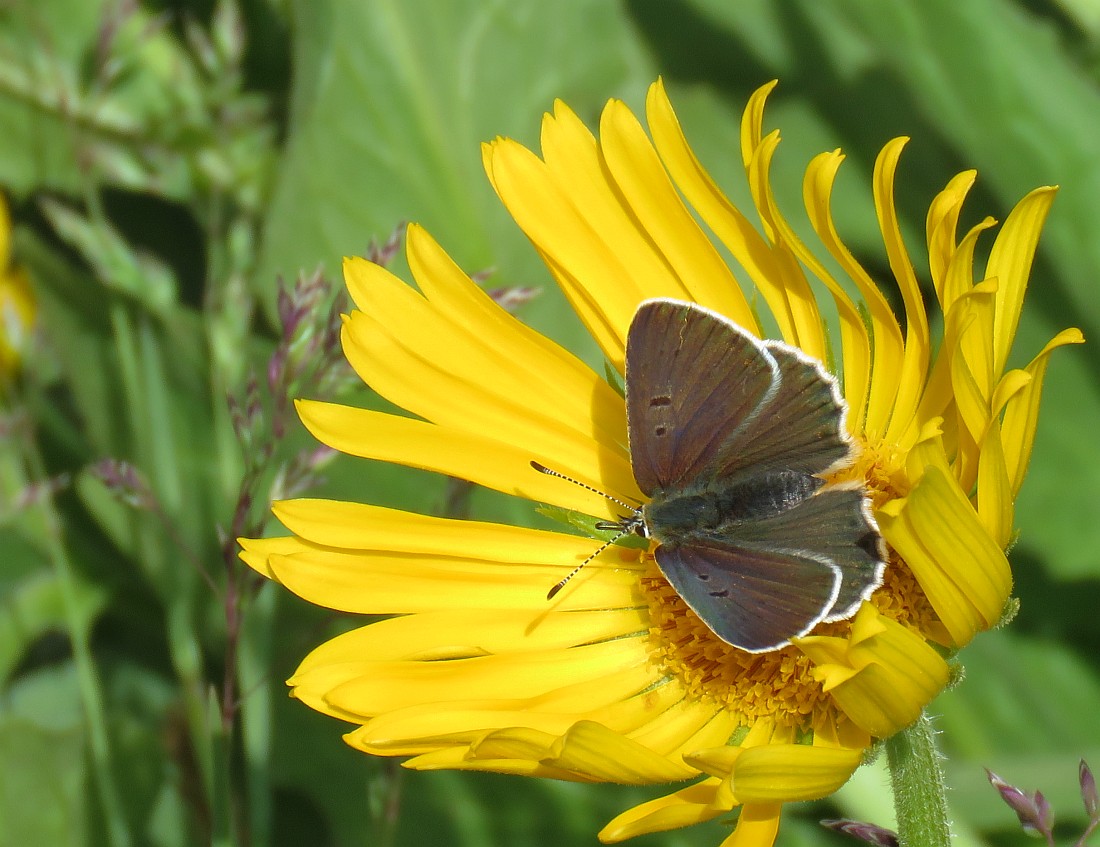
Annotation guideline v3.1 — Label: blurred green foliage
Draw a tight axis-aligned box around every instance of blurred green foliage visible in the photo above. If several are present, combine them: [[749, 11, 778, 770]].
[[1, 0, 1098, 845]]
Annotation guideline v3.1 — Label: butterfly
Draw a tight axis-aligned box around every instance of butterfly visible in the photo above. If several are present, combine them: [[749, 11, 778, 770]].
[[616, 298, 886, 653]]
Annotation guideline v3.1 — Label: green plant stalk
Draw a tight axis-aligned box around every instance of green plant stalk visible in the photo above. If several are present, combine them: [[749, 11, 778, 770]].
[[110, 306, 218, 817], [209, 685, 238, 847], [239, 583, 278, 847], [18, 436, 132, 847], [886, 712, 952, 847]]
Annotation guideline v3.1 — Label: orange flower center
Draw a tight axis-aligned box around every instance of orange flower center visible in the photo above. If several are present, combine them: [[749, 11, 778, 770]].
[[642, 562, 835, 729]]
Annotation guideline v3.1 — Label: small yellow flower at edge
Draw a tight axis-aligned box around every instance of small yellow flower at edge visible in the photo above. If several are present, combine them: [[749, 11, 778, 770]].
[[0, 193, 34, 376], [240, 80, 1082, 846]]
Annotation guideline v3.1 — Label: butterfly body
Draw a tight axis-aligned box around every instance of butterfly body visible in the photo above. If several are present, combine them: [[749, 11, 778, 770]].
[[644, 470, 822, 539], [623, 298, 886, 653]]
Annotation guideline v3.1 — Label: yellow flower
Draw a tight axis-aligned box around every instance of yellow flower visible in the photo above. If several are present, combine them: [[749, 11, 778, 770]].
[[0, 193, 34, 375], [240, 80, 1081, 845]]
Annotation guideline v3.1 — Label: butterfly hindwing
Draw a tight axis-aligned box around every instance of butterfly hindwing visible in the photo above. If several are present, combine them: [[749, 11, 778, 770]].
[[701, 485, 887, 622], [654, 539, 841, 653]]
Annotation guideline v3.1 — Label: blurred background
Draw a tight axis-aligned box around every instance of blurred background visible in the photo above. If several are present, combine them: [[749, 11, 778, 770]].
[[2, 0, 1098, 845]]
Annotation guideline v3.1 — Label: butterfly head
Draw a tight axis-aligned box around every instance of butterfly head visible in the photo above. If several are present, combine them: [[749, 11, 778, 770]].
[[595, 511, 648, 539]]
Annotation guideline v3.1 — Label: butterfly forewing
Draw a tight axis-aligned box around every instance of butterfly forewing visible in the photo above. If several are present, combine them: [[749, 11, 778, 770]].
[[712, 339, 853, 482], [655, 541, 840, 653], [625, 299, 778, 495]]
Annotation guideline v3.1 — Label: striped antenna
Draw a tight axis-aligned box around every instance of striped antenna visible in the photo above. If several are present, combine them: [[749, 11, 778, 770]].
[[546, 530, 632, 599], [530, 461, 645, 599]]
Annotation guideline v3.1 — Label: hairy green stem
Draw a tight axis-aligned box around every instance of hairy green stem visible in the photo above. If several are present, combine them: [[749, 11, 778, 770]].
[[886, 712, 952, 847]]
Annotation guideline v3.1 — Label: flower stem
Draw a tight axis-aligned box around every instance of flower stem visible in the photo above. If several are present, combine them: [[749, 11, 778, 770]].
[[885, 712, 951, 847]]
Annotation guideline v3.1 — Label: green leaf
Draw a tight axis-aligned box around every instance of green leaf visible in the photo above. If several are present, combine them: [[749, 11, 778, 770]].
[[0, 715, 86, 846], [0, 664, 90, 845], [0, 0, 107, 194], [256, 0, 655, 364], [0, 566, 106, 683], [534, 503, 648, 549], [39, 198, 177, 312], [936, 630, 1100, 828]]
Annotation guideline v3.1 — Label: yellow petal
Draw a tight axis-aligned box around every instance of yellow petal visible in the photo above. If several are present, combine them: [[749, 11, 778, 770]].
[[399, 741, 584, 780], [297, 608, 646, 665], [537, 100, 689, 313], [468, 726, 561, 762], [295, 399, 637, 520], [409, 222, 613, 402], [354, 675, 690, 755], [273, 498, 595, 560], [799, 150, 874, 409], [950, 320, 994, 448], [1001, 327, 1085, 494], [731, 744, 862, 802], [801, 148, 903, 434], [484, 135, 641, 365], [237, 535, 299, 579], [599, 778, 728, 842], [958, 301, 998, 418], [342, 233, 628, 452], [878, 465, 1011, 646], [646, 79, 773, 334], [900, 417, 948, 483], [631, 705, 740, 767], [986, 187, 1057, 378], [799, 605, 950, 738], [925, 170, 977, 302], [812, 712, 872, 752], [909, 281, 996, 451], [740, 79, 777, 171], [876, 138, 931, 445], [738, 97, 826, 354], [991, 368, 1032, 418], [941, 217, 997, 313], [264, 542, 640, 614], [546, 720, 697, 783], [342, 235, 634, 477], [744, 134, 828, 361], [977, 418, 1014, 549], [319, 637, 648, 716], [722, 803, 782, 847], [704, 719, 780, 810], [682, 743, 742, 780], [352, 708, 566, 755], [685, 740, 861, 803], [599, 98, 756, 326]]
